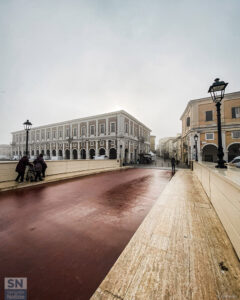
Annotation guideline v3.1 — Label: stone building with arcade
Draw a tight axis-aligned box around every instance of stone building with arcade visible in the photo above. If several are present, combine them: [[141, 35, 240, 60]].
[[180, 91, 240, 163], [11, 110, 151, 163]]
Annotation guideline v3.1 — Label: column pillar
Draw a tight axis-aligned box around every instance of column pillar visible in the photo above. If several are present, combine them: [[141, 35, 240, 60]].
[[63, 143, 65, 159], [56, 142, 59, 160], [50, 143, 52, 159], [199, 149, 203, 162], [44, 144, 47, 157], [70, 123, 72, 138], [87, 121, 89, 138], [106, 118, 109, 136], [78, 141, 80, 159], [197, 134, 201, 162], [95, 140, 99, 156], [222, 131, 228, 162], [86, 141, 89, 159], [106, 139, 109, 157], [70, 143, 73, 160], [117, 139, 120, 160], [96, 120, 98, 138]]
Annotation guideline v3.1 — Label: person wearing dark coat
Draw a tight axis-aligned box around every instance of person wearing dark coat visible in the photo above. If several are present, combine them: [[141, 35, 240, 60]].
[[15, 156, 31, 182], [171, 157, 176, 173], [38, 154, 47, 178], [33, 157, 43, 182]]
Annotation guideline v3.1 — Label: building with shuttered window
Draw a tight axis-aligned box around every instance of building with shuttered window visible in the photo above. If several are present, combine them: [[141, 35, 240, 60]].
[[180, 91, 240, 163]]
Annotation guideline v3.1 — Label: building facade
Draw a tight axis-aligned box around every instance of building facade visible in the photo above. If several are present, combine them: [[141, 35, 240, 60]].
[[158, 137, 171, 158], [11, 110, 151, 163], [180, 91, 240, 163], [150, 135, 156, 152], [0, 144, 11, 160], [158, 134, 181, 160]]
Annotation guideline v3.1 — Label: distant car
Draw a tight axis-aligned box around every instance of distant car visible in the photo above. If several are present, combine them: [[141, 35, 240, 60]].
[[12, 155, 20, 161], [228, 156, 240, 168], [94, 155, 108, 160]]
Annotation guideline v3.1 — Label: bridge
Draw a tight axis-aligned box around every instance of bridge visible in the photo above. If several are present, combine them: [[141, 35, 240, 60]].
[[0, 160, 239, 299]]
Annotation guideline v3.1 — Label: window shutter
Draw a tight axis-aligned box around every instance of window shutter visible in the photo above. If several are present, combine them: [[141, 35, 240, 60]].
[[236, 107, 240, 118], [232, 107, 236, 118]]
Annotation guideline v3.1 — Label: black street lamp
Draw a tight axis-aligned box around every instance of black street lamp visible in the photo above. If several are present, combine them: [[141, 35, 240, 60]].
[[194, 134, 198, 162], [23, 120, 32, 157], [208, 78, 228, 168]]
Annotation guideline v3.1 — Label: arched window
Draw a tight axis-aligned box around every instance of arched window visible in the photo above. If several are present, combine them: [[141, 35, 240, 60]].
[[89, 149, 95, 159], [73, 149, 78, 159], [99, 148, 105, 156], [109, 148, 117, 159], [80, 149, 86, 159], [65, 149, 70, 159]]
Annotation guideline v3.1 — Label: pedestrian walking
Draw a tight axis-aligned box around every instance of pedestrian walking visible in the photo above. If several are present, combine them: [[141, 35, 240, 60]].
[[38, 153, 47, 178], [15, 156, 31, 183], [171, 157, 176, 173], [33, 158, 43, 182]]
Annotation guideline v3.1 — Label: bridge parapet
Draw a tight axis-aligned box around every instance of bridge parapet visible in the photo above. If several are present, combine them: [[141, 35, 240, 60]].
[[193, 161, 240, 259], [0, 159, 120, 183]]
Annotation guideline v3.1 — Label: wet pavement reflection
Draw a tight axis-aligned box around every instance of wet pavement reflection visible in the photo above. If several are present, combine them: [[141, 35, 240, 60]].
[[0, 168, 171, 300]]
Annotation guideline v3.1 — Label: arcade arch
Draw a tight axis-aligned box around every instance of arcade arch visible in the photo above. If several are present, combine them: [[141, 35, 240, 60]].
[[202, 144, 218, 162], [89, 149, 95, 159], [80, 149, 86, 159], [99, 148, 105, 156], [73, 149, 78, 159], [228, 143, 240, 162], [65, 149, 70, 159], [109, 148, 117, 159]]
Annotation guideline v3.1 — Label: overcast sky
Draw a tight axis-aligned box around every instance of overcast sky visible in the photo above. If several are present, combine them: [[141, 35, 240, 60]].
[[1, 0, 240, 144]]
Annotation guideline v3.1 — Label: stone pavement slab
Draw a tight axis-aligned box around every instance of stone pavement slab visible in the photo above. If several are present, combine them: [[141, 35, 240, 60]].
[[90, 170, 240, 300]]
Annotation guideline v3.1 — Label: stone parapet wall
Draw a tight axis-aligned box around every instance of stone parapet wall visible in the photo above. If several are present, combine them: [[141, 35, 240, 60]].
[[193, 162, 240, 259], [0, 160, 120, 183]]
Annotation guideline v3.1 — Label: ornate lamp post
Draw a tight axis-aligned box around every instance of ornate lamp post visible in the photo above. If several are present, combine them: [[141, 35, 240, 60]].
[[23, 120, 32, 157], [208, 78, 228, 168], [194, 134, 198, 162]]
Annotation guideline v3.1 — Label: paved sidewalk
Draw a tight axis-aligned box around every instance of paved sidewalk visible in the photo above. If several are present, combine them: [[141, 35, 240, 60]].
[[0, 166, 130, 192], [91, 170, 240, 299]]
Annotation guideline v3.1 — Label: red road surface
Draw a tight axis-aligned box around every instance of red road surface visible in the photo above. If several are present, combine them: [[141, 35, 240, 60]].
[[0, 168, 171, 300]]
